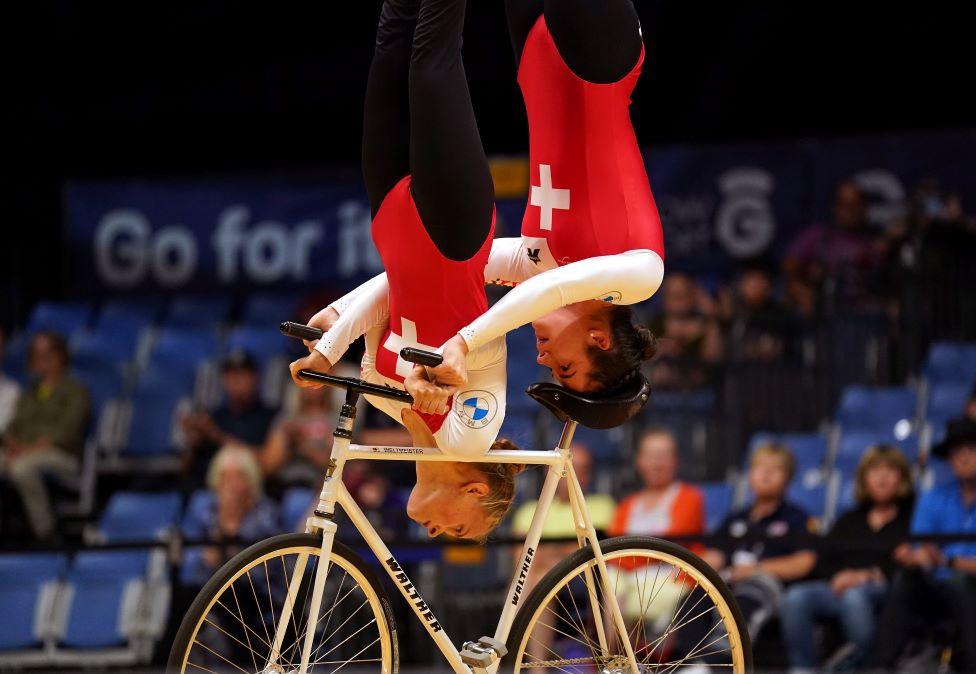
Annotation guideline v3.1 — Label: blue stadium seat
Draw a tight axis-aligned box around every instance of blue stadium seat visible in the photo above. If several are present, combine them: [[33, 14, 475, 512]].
[[498, 410, 539, 450], [920, 458, 956, 492], [70, 331, 128, 415], [281, 488, 316, 531], [164, 296, 232, 329], [835, 431, 920, 473], [787, 480, 828, 522], [0, 553, 67, 650], [94, 300, 159, 351], [59, 551, 149, 649], [505, 326, 548, 413], [240, 293, 299, 327], [98, 492, 182, 542], [146, 328, 217, 377], [571, 425, 626, 462], [699, 482, 734, 532], [747, 432, 828, 476], [835, 475, 858, 517], [121, 368, 190, 456], [927, 381, 971, 427], [26, 302, 92, 336], [923, 341, 976, 385], [835, 385, 917, 435], [225, 326, 289, 366]]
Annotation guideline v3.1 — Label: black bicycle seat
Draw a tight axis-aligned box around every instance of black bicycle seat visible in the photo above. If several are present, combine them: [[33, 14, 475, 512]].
[[526, 374, 652, 429]]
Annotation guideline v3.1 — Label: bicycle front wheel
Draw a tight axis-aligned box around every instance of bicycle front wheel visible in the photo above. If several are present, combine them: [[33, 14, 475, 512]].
[[168, 533, 398, 674], [505, 535, 751, 673]]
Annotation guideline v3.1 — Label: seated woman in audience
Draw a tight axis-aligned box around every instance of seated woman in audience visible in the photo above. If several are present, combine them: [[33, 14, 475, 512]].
[[704, 441, 817, 639], [609, 427, 704, 541], [181, 444, 279, 587], [779, 445, 913, 673], [259, 384, 336, 497]]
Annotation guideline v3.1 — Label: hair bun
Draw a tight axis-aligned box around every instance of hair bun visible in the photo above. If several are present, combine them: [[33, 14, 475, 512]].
[[636, 325, 657, 361]]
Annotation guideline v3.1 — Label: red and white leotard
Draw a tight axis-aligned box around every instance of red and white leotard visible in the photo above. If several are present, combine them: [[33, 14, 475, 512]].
[[316, 177, 507, 456], [315, 17, 665, 432], [515, 15, 664, 269]]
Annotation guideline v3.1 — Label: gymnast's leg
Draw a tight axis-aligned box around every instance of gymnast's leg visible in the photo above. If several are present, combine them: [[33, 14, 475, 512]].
[[408, 0, 494, 262], [544, 0, 643, 84]]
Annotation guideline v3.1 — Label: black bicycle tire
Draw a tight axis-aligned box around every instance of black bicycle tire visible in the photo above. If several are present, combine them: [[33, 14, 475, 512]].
[[503, 535, 753, 672], [167, 532, 399, 673]]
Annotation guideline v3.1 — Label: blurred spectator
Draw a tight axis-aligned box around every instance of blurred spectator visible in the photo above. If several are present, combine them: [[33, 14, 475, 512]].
[[181, 350, 276, 490], [339, 462, 410, 541], [779, 445, 913, 671], [719, 258, 795, 363], [0, 331, 89, 542], [181, 444, 279, 587], [870, 419, 976, 672], [647, 273, 723, 388], [886, 180, 976, 351], [705, 442, 816, 639], [609, 428, 704, 540], [259, 385, 335, 496], [967, 383, 976, 422], [0, 328, 20, 433], [784, 180, 885, 315]]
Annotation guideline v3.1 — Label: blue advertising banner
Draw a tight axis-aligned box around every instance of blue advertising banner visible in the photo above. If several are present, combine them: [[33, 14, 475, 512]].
[[66, 130, 975, 296]]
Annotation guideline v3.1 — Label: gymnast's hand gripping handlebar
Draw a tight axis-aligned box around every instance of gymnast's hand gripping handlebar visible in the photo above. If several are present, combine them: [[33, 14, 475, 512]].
[[280, 321, 444, 403]]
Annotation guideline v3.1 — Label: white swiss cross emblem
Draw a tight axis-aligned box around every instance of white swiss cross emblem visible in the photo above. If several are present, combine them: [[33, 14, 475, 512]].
[[530, 164, 570, 231], [383, 317, 439, 379]]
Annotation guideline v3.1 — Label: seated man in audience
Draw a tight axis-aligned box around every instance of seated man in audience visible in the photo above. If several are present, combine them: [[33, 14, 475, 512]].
[[779, 445, 913, 672], [181, 444, 279, 587], [181, 349, 276, 490], [609, 427, 704, 541], [0, 331, 89, 542], [0, 327, 21, 434], [869, 418, 976, 672], [719, 258, 795, 363], [704, 441, 816, 639]]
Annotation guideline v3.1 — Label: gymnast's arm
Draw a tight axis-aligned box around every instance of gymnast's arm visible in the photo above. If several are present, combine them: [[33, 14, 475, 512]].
[[457, 249, 665, 353], [311, 277, 392, 367]]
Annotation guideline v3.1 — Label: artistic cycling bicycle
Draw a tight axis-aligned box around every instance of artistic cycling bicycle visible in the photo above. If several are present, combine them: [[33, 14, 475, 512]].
[[168, 323, 750, 674]]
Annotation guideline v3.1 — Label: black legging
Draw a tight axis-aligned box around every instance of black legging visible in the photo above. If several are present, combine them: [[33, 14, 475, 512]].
[[504, 0, 643, 84], [362, 0, 494, 262]]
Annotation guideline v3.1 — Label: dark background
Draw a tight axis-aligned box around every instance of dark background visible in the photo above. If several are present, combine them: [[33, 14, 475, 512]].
[[5, 1, 972, 327]]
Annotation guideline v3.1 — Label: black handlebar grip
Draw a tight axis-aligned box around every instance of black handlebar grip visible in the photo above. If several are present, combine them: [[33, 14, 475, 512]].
[[280, 321, 325, 342], [400, 347, 444, 368]]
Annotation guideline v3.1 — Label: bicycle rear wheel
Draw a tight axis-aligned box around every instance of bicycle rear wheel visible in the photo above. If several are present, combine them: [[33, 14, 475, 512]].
[[504, 535, 751, 673], [168, 533, 398, 674]]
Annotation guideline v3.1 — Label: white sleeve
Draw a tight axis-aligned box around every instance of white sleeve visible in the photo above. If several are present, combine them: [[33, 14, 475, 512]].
[[328, 273, 388, 315], [314, 277, 391, 365], [457, 249, 665, 352], [484, 238, 538, 287], [434, 338, 508, 457]]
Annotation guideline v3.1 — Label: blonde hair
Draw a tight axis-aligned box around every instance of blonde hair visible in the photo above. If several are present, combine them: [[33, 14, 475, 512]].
[[207, 444, 264, 499], [854, 444, 913, 506], [473, 438, 526, 537], [750, 441, 796, 481]]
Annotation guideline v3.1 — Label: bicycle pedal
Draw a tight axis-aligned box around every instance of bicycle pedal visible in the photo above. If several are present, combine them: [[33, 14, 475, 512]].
[[460, 636, 508, 669]]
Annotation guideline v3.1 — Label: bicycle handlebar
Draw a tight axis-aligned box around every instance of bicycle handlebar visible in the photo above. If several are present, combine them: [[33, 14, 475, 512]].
[[280, 321, 445, 402]]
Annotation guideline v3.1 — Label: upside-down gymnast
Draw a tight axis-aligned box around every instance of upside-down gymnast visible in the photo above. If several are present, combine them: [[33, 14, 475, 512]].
[[291, 0, 520, 542]]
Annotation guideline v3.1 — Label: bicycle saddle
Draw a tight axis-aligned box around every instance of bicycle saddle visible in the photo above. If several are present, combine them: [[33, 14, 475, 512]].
[[526, 373, 652, 430]]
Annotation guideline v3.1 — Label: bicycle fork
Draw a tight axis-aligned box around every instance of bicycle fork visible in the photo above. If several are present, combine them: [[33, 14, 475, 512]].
[[265, 390, 359, 674]]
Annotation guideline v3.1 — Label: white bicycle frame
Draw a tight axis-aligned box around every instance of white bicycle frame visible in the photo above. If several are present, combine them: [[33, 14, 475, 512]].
[[269, 402, 640, 674]]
